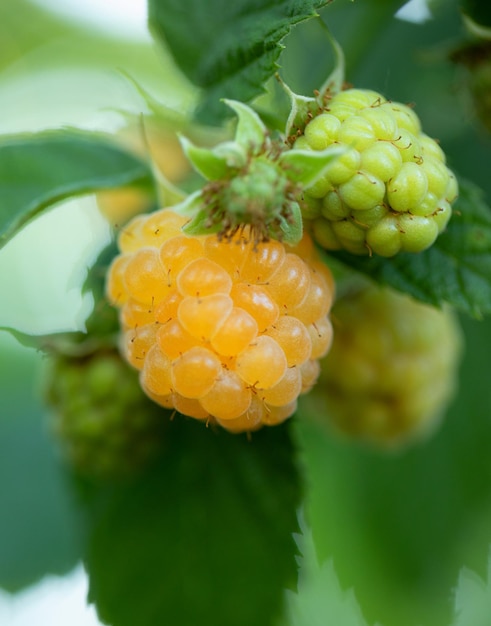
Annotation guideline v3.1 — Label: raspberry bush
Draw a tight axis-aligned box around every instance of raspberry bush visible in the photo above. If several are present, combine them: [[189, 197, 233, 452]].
[[3, 2, 491, 626]]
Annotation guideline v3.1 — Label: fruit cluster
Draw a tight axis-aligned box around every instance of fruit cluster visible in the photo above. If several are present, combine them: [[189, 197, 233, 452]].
[[315, 284, 463, 447], [295, 88, 458, 256], [106, 208, 335, 432], [45, 351, 169, 478]]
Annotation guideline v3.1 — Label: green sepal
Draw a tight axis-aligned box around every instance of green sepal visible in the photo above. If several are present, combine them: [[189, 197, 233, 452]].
[[223, 99, 268, 154], [179, 100, 268, 183], [280, 202, 303, 246], [171, 190, 204, 218], [181, 208, 222, 237], [278, 146, 345, 187], [281, 78, 318, 138], [213, 140, 248, 168], [281, 26, 346, 137], [179, 135, 231, 180]]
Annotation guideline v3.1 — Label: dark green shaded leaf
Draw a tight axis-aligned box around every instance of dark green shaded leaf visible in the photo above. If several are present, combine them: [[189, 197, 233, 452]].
[[148, 0, 330, 124], [461, 0, 491, 30], [85, 418, 301, 626], [330, 178, 491, 318], [0, 129, 154, 249], [0, 339, 82, 592]]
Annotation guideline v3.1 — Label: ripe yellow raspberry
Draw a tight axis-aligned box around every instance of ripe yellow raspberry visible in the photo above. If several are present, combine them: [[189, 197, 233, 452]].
[[296, 88, 458, 256], [106, 208, 335, 432], [314, 284, 463, 448]]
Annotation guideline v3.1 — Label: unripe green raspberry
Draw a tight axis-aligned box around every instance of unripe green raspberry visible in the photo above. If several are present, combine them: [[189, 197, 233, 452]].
[[296, 88, 458, 256], [44, 351, 170, 479], [314, 284, 463, 448]]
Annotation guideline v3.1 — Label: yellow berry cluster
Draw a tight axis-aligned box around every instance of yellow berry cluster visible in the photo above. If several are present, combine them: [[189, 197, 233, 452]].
[[106, 208, 335, 432]]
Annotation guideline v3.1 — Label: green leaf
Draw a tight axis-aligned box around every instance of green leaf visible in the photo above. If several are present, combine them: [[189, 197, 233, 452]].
[[452, 551, 491, 626], [284, 523, 374, 626], [148, 0, 330, 125], [0, 338, 82, 591], [0, 129, 154, 249], [85, 418, 302, 626], [330, 177, 491, 319]]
